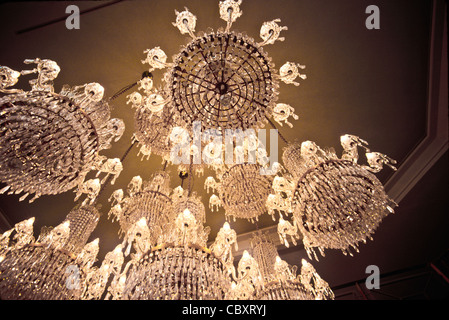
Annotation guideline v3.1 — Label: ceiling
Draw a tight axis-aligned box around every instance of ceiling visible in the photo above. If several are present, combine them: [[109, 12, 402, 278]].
[[0, 0, 447, 296]]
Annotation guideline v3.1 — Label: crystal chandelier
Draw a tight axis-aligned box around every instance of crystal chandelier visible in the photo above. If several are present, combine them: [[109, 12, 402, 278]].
[[0, 0, 400, 301], [128, 0, 304, 166], [205, 162, 274, 222], [250, 231, 333, 300], [0, 59, 125, 204], [96, 172, 236, 300], [110, 211, 233, 300], [0, 204, 100, 300], [269, 137, 397, 260], [108, 171, 174, 239], [224, 231, 333, 300]]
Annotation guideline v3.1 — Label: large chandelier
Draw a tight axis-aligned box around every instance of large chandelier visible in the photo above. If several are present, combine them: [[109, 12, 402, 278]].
[[134, 1, 304, 135], [98, 172, 236, 300], [128, 0, 304, 170], [231, 231, 333, 300], [0, 0, 400, 301], [0, 59, 125, 204], [109, 203, 234, 300]]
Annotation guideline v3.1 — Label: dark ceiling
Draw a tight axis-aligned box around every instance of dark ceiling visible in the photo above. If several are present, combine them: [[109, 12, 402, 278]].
[[0, 0, 447, 297]]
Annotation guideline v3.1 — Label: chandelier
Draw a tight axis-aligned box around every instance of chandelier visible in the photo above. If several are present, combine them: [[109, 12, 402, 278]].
[[226, 231, 333, 300], [0, 59, 125, 204], [269, 137, 397, 260], [135, 2, 304, 135], [97, 172, 236, 300], [129, 0, 304, 169], [109, 171, 174, 238], [0, 0, 400, 301], [108, 207, 233, 300], [0, 204, 100, 300], [205, 162, 274, 222]]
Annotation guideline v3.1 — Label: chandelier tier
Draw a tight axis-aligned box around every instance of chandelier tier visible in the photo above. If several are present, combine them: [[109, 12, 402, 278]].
[[172, 190, 207, 225], [0, 204, 100, 300], [0, 59, 125, 203], [133, 94, 176, 162], [118, 243, 231, 300], [168, 30, 279, 132]]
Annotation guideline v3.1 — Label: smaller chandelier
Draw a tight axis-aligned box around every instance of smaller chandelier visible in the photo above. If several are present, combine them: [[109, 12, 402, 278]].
[[132, 85, 177, 163], [205, 162, 274, 222], [108, 171, 173, 239], [0, 204, 101, 300], [226, 231, 333, 300], [269, 135, 397, 260]]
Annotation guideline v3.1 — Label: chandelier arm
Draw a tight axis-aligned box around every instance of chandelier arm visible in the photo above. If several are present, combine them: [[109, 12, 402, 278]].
[[175, 69, 218, 90], [188, 154, 194, 196], [182, 19, 197, 39], [265, 115, 289, 144], [198, 50, 221, 84], [225, 55, 253, 86], [220, 36, 230, 79], [94, 141, 137, 205], [109, 72, 153, 102], [109, 82, 138, 102], [258, 30, 275, 47]]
